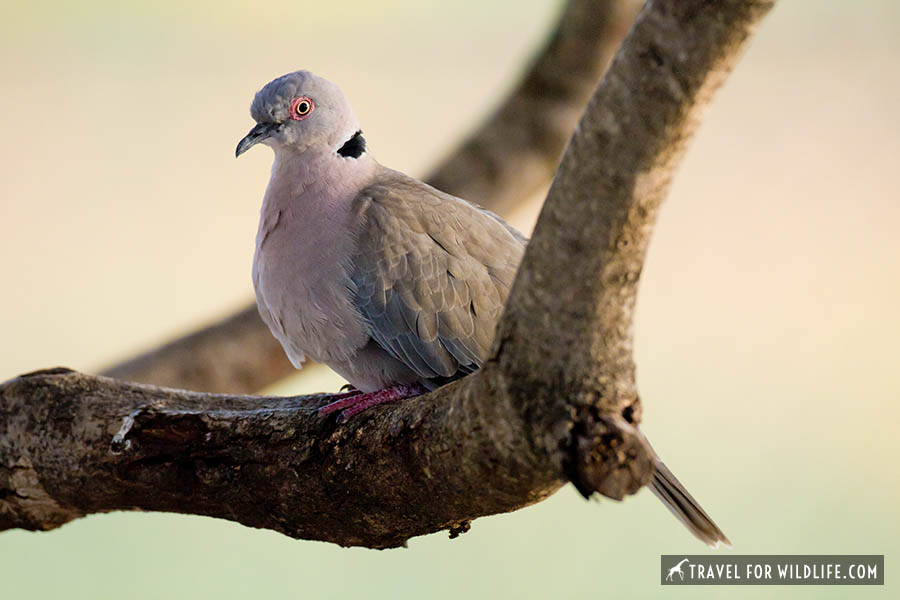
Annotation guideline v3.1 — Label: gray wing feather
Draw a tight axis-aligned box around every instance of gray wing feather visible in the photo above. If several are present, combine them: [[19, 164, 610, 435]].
[[350, 169, 526, 384]]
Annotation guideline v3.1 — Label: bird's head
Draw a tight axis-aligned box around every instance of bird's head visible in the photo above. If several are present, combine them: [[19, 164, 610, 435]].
[[235, 70, 364, 159]]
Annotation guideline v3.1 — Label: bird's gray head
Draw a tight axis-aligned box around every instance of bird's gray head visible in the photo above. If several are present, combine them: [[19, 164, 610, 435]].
[[235, 70, 365, 159]]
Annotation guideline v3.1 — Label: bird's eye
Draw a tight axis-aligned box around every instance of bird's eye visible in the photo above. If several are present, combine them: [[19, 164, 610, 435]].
[[290, 96, 314, 120]]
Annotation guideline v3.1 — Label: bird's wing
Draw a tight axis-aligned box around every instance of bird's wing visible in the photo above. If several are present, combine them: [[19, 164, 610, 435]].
[[349, 169, 526, 384]]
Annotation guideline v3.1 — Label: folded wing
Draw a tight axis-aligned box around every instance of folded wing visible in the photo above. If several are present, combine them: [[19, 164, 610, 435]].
[[350, 170, 526, 386]]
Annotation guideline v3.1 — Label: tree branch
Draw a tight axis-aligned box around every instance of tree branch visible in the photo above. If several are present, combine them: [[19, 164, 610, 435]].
[[1, 0, 775, 548], [101, 305, 293, 395], [100, 0, 643, 394], [1, 369, 553, 548], [427, 0, 644, 215]]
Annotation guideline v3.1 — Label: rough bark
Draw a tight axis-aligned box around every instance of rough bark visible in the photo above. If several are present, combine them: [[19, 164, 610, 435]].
[[1, 0, 775, 548], [0, 369, 552, 548], [100, 0, 644, 394]]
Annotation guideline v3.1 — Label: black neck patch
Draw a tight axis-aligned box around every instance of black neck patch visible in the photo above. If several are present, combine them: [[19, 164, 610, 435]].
[[337, 130, 366, 158]]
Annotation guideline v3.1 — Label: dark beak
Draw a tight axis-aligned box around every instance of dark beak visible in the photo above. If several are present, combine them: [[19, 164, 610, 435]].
[[235, 122, 279, 157]]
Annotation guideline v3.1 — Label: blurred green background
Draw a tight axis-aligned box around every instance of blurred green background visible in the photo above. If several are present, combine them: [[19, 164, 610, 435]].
[[2, 0, 898, 597]]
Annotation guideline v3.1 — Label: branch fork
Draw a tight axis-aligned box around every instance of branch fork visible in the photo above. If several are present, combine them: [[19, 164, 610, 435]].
[[1, 0, 775, 548]]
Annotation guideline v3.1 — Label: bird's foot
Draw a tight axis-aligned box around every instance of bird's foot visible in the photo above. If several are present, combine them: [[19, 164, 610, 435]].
[[319, 383, 427, 420]]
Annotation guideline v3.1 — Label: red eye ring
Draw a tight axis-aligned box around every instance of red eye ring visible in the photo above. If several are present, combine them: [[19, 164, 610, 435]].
[[290, 96, 314, 120]]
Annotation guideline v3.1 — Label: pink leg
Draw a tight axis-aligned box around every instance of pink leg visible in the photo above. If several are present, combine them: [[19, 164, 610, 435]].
[[319, 383, 427, 420]]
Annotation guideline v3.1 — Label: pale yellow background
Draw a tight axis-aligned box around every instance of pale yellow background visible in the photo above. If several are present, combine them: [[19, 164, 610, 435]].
[[1, 1, 898, 598]]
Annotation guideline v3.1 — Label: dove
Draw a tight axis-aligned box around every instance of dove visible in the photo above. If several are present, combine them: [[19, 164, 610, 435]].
[[236, 70, 730, 547]]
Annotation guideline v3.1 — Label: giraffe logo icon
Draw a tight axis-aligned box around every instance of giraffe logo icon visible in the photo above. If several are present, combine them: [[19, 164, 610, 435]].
[[665, 558, 690, 582]]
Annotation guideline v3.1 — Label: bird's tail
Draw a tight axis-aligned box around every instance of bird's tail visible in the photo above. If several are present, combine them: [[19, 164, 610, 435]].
[[650, 457, 731, 548]]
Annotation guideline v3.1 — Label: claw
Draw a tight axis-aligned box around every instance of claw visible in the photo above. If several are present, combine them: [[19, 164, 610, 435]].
[[329, 388, 363, 401], [318, 384, 426, 420]]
